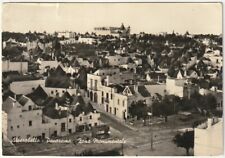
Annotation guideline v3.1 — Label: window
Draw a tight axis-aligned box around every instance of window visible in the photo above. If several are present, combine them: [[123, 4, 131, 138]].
[[61, 123, 66, 132], [11, 126, 13, 130], [106, 93, 109, 99], [80, 117, 82, 121], [89, 124, 92, 127], [118, 99, 120, 105], [94, 123, 98, 126], [111, 94, 113, 100], [69, 129, 72, 133], [51, 91, 54, 94], [94, 80, 98, 89], [90, 79, 93, 88], [19, 115, 22, 118], [55, 123, 57, 125], [89, 115, 92, 119], [122, 100, 125, 107], [42, 133, 45, 139], [29, 121, 32, 126], [62, 90, 65, 93], [102, 91, 104, 96], [28, 106, 32, 111], [17, 125, 20, 128], [69, 119, 72, 123]]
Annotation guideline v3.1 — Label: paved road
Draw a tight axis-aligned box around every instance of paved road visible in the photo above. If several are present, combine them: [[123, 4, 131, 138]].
[[100, 112, 135, 134]]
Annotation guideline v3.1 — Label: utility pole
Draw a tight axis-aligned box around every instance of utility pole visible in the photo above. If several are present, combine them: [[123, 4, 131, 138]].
[[121, 142, 124, 156], [150, 116, 153, 150], [148, 111, 153, 150]]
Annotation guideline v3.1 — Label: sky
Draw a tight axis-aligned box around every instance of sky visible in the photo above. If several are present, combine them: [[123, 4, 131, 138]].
[[2, 3, 222, 35]]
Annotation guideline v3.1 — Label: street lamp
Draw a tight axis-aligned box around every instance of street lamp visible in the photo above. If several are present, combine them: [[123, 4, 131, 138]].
[[147, 112, 153, 150]]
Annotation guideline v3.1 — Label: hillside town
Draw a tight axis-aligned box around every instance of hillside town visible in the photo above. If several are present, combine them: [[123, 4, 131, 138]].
[[2, 23, 223, 156]]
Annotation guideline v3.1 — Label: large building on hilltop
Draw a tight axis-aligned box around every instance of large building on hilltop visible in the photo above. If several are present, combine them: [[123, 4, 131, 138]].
[[94, 23, 130, 37]]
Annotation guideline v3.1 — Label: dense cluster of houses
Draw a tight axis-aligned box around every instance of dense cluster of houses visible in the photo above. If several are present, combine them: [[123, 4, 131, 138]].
[[2, 25, 223, 147], [2, 60, 101, 140], [2, 84, 100, 140]]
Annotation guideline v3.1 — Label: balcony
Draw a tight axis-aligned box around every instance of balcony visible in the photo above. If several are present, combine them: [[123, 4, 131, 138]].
[[90, 86, 98, 91]]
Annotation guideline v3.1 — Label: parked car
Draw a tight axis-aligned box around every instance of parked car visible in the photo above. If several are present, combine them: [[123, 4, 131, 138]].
[[91, 124, 110, 139]]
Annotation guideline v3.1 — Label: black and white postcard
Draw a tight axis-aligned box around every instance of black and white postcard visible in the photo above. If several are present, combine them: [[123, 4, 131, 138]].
[[1, 2, 223, 156]]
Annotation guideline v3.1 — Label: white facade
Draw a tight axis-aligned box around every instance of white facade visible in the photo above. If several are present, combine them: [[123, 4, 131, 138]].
[[43, 114, 75, 137], [94, 28, 113, 36], [27, 40, 52, 52], [76, 58, 94, 68], [194, 118, 223, 156], [61, 65, 78, 74], [2, 60, 28, 74], [119, 62, 137, 70], [87, 68, 152, 120], [2, 96, 50, 140], [166, 78, 186, 97], [78, 37, 96, 45], [43, 87, 78, 97], [2, 95, 101, 140], [75, 111, 101, 130], [57, 31, 76, 39], [105, 55, 129, 66], [87, 71, 131, 120], [37, 59, 60, 74], [60, 38, 77, 45]]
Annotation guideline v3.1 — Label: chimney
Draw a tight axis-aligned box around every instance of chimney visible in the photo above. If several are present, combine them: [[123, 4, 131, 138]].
[[184, 70, 187, 77], [55, 102, 59, 110], [134, 85, 138, 92], [134, 68, 137, 74]]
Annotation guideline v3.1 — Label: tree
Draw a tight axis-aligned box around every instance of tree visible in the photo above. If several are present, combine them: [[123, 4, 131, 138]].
[[152, 96, 174, 122], [173, 130, 194, 156], [129, 101, 149, 120], [200, 94, 217, 111]]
